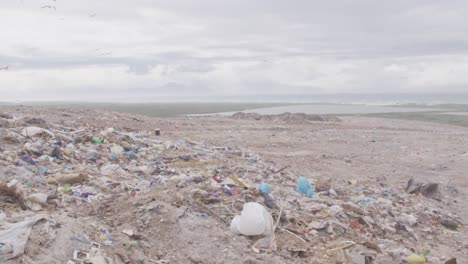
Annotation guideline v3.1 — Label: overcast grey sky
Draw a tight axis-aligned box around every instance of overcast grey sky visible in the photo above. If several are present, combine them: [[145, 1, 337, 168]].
[[1, 0, 468, 101]]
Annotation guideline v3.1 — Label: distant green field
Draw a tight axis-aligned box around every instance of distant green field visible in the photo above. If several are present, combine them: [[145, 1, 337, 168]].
[[365, 110, 468, 127]]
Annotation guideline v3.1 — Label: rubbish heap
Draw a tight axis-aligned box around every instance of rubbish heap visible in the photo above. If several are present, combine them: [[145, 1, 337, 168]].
[[0, 108, 465, 263]]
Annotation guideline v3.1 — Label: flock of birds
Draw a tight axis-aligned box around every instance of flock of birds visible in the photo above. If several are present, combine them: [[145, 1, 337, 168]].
[[40, 0, 96, 17], [0, 1, 101, 72], [40, 0, 97, 18]]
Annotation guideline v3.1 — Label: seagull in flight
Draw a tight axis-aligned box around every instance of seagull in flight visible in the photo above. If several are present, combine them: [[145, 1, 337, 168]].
[[89, 13, 97, 18], [41, 5, 56, 10], [0, 66, 9, 71]]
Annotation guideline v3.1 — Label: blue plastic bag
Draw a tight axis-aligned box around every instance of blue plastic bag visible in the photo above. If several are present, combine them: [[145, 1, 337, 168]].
[[296, 176, 314, 198]]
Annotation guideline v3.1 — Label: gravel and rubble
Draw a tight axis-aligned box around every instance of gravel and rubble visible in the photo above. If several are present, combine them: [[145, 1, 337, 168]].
[[0, 105, 467, 263]]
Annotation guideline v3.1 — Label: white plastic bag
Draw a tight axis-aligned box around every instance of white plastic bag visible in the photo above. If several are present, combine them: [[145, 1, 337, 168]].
[[230, 202, 272, 236], [0, 214, 47, 261]]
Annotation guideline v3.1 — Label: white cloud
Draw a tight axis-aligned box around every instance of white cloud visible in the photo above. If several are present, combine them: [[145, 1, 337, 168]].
[[1, 0, 468, 101]]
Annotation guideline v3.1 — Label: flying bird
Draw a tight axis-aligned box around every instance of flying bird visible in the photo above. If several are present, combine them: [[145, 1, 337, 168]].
[[89, 13, 97, 18], [0, 66, 9, 71], [41, 5, 56, 10]]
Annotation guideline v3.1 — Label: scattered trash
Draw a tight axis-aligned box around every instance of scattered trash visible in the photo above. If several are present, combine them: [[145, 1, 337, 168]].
[[0, 214, 47, 260], [0, 107, 465, 263]]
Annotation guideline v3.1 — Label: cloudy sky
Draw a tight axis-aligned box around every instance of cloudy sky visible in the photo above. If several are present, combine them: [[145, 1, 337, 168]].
[[0, 0, 467, 101]]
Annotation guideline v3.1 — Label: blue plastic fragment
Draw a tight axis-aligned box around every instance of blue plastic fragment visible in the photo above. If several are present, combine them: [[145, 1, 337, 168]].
[[257, 182, 271, 194]]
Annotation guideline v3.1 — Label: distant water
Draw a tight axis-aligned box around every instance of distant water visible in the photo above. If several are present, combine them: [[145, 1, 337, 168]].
[[211, 104, 445, 115], [149, 93, 468, 105], [234, 94, 468, 105]]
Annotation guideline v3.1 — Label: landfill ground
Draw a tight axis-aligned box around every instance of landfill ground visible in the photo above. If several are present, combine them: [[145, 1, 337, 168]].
[[0, 105, 467, 264]]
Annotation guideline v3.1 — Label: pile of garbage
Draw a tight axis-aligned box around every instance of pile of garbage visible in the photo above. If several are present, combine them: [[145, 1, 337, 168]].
[[231, 112, 341, 123], [0, 108, 465, 263]]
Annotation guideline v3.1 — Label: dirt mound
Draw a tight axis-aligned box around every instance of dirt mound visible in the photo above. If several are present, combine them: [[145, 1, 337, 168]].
[[231, 112, 341, 123]]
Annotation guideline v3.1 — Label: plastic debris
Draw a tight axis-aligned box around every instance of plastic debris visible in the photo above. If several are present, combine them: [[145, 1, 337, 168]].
[[296, 176, 314, 198], [257, 182, 270, 194], [25, 193, 49, 211], [0, 214, 47, 261], [228, 176, 248, 188], [407, 254, 426, 264], [230, 202, 272, 236], [22, 127, 55, 137]]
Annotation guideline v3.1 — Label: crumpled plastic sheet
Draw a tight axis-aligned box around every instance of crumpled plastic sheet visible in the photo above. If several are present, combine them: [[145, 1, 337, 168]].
[[0, 214, 48, 261]]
